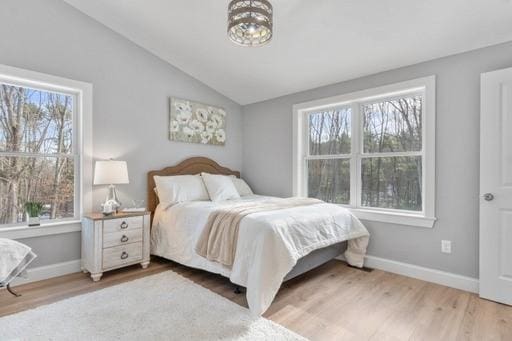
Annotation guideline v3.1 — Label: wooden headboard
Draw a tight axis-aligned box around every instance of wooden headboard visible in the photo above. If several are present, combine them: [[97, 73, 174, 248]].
[[147, 157, 240, 222]]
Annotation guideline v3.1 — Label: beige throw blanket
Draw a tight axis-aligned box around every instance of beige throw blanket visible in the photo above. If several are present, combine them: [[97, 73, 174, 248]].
[[195, 197, 323, 267]]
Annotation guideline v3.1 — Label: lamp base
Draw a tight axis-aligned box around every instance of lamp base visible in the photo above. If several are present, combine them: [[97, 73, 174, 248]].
[[101, 184, 122, 215]]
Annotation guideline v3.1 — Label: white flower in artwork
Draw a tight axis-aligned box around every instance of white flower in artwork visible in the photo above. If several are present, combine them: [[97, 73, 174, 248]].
[[182, 126, 194, 139], [211, 114, 223, 127], [175, 100, 191, 113], [207, 107, 216, 116], [200, 131, 212, 144], [190, 119, 204, 133], [196, 108, 209, 122], [170, 120, 179, 132], [215, 129, 226, 143], [206, 120, 217, 133], [177, 110, 192, 125], [217, 108, 226, 117]]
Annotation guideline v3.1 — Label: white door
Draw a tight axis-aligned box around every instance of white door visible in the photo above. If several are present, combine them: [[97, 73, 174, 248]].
[[480, 67, 512, 305]]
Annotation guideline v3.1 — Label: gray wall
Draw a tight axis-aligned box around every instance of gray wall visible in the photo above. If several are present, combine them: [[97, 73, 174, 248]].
[[243, 41, 512, 279], [0, 0, 243, 267]]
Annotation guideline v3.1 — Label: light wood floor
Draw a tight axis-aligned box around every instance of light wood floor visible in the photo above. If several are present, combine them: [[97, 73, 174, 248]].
[[1, 257, 511, 340]]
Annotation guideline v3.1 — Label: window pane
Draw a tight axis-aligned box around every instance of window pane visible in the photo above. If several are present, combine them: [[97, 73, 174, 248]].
[[361, 156, 422, 211], [0, 156, 74, 224], [362, 95, 422, 153], [308, 159, 350, 204], [0, 83, 73, 154], [308, 107, 351, 155]]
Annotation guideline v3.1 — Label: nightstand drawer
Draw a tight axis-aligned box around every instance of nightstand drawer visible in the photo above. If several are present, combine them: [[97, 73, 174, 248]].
[[103, 216, 143, 233], [102, 242, 142, 269], [103, 228, 142, 248]]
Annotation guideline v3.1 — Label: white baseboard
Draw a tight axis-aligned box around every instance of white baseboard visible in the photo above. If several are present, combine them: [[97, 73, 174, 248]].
[[338, 255, 479, 293], [11, 259, 81, 287], [8, 255, 479, 294]]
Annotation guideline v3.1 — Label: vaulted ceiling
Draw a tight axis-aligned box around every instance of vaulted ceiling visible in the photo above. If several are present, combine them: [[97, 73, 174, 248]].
[[64, 0, 512, 105]]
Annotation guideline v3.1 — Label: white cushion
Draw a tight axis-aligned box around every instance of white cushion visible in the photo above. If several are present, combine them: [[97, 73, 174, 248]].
[[201, 173, 240, 201], [154, 175, 209, 204], [231, 177, 254, 196]]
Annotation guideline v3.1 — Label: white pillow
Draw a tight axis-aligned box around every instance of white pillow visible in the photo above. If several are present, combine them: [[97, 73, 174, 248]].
[[154, 175, 209, 204], [201, 173, 240, 202], [231, 176, 254, 196]]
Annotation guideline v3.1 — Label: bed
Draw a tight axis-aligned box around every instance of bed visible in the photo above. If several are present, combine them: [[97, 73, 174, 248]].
[[148, 157, 370, 315]]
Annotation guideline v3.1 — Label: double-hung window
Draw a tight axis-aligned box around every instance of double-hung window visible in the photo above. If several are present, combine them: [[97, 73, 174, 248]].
[[293, 76, 436, 227], [0, 65, 92, 229]]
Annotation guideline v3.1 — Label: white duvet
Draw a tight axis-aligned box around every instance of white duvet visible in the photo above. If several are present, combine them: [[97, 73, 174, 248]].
[[151, 195, 369, 315]]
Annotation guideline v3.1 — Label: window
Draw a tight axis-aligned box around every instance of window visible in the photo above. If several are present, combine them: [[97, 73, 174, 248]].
[[293, 76, 436, 227], [307, 106, 352, 204], [0, 64, 92, 229]]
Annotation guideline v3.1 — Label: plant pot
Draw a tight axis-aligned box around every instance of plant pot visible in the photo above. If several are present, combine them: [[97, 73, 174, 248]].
[[27, 215, 40, 227]]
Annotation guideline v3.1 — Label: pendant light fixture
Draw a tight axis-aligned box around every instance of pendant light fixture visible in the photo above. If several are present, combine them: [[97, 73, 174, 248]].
[[228, 0, 273, 47]]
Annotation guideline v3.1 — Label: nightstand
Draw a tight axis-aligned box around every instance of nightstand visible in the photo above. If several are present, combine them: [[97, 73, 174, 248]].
[[81, 211, 150, 281]]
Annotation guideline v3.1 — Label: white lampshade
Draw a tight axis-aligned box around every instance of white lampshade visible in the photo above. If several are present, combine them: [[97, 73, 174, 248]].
[[93, 160, 129, 185]]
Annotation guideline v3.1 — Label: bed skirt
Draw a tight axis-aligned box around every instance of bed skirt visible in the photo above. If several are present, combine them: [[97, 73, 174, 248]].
[[284, 241, 346, 281]]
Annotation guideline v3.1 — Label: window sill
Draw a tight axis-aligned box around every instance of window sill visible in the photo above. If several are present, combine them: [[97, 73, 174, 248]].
[[350, 208, 436, 228], [0, 220, 82, 239]]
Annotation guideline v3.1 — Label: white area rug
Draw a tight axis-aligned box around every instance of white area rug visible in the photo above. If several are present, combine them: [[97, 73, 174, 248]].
[[0, 271, 306, 340]]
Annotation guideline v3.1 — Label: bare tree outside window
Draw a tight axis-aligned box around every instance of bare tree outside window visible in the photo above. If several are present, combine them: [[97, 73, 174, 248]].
[[308, 107, 351, 155], [307, 107, 351, 204], [361, 96, 423, 211], [0, 83, 75, 225], [305, 94, 423, 212], [308, 158, 350, 204], [361, 156, 422, 210]]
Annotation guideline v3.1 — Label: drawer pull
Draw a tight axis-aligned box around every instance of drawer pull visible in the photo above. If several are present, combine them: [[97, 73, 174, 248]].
[[120, 221, 128, 229], [120, 235, 129, 243], [120, 251, 129, 260]]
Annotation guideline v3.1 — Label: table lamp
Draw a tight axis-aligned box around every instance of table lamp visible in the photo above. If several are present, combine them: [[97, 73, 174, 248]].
[[93, 160, 129, 214]]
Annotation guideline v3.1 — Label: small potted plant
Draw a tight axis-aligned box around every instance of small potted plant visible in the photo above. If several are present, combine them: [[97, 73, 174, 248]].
[[25, 202, 43, 226]]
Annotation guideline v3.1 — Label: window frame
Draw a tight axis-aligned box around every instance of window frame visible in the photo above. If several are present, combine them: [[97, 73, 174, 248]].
[[293, 76, 436, 228], [0, 64, 92, 232]]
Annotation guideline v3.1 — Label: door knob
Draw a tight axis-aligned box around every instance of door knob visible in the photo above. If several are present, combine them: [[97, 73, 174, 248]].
[[483, 193, 494, 201]]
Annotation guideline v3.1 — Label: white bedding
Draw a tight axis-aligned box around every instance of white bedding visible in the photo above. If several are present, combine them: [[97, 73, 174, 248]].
[[151, 195, 369, 315]]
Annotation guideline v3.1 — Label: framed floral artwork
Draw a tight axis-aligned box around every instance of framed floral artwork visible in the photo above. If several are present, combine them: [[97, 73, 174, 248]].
[[169, 98, 226, 146]]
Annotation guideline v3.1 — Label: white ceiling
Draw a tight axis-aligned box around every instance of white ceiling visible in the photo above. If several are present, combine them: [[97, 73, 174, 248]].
[[64, 0, 512, 105]]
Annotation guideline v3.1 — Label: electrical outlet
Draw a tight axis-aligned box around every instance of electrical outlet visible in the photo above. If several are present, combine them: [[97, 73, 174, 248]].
[[441, 240, 452, 254]]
